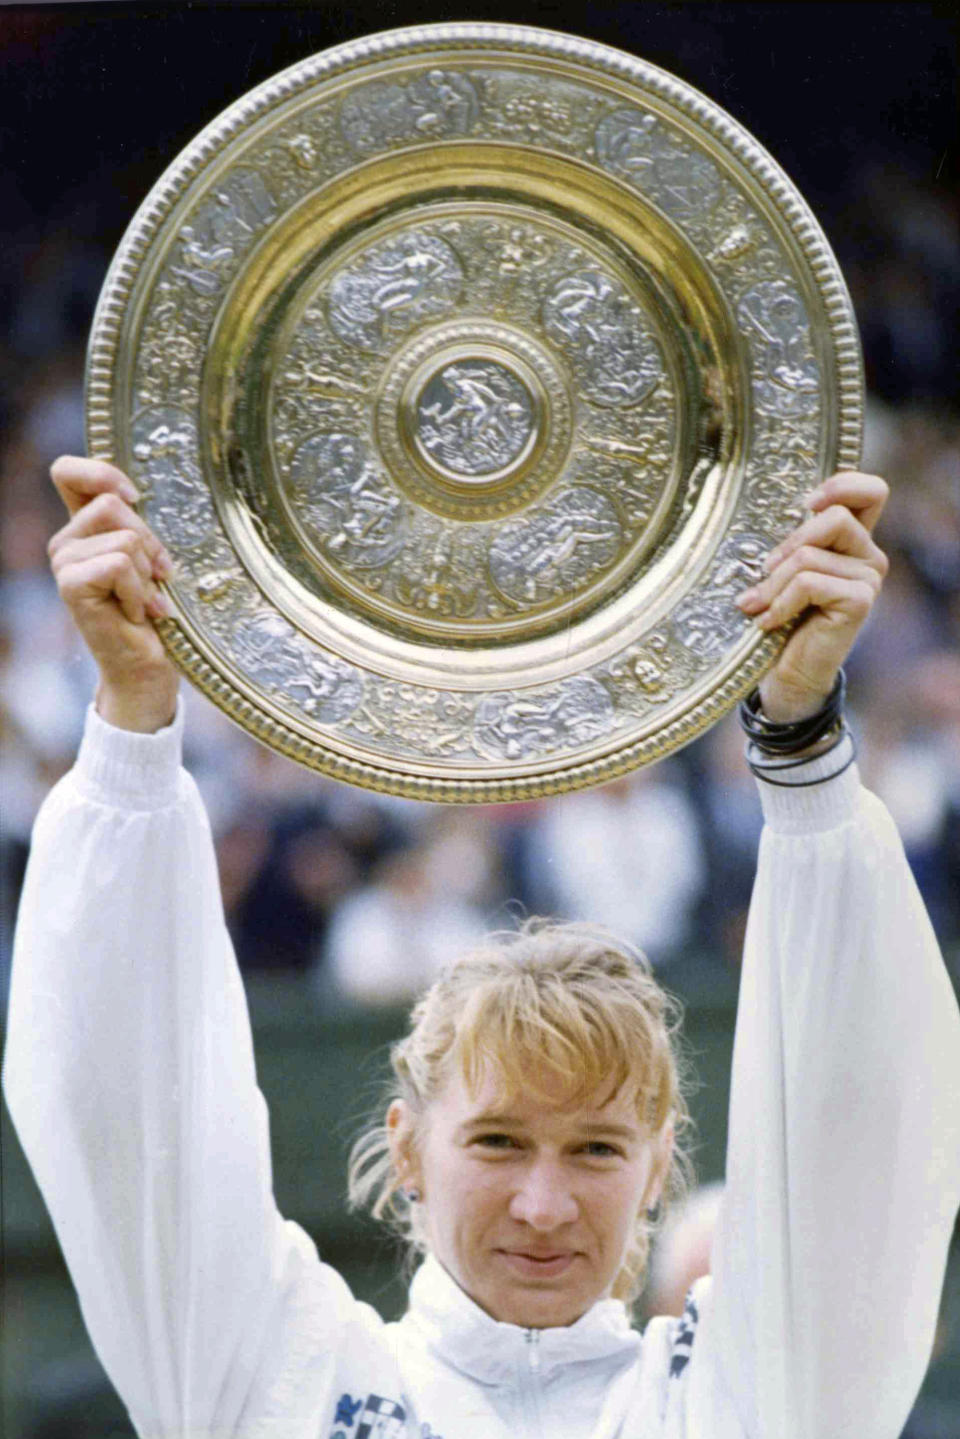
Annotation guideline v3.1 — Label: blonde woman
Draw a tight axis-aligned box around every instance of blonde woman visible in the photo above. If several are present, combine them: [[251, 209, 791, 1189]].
[[4, 458, 960, 1439]]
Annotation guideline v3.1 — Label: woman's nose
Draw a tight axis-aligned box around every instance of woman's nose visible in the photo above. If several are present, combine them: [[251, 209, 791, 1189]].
[[508, 1161, 579, 1229]]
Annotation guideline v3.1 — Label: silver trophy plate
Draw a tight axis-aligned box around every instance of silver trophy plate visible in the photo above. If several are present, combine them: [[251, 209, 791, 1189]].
[[86, 23, 863, 801]]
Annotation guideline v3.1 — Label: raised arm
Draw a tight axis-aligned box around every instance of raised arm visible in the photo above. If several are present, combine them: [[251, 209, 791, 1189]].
[[2, 461, 361, 1436], [685, 474, 960, 1437]]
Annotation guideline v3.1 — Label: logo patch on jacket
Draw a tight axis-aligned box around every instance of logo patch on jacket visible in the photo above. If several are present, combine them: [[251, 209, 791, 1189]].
[[669, 1290, 700, 1379], [330, 1392, 408, 1438]]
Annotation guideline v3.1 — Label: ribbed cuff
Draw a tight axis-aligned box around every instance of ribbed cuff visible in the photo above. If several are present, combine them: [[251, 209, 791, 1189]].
[[73, 695, 185, 809], [753, 731, 861, 833]]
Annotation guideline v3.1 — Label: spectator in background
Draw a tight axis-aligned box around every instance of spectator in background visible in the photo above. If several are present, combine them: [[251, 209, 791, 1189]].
[[522, 765, 705, 966], [321, 811, 501, 1007], [227, 806, 359, 973], [859, 652, 960, 949]]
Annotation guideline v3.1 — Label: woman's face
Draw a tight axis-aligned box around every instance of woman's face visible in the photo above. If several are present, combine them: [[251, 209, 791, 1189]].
[[391, 1066, 668, 1328]]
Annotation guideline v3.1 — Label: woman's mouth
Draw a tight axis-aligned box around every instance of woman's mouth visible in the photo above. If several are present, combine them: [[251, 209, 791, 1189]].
[[498, 1250, 578, 1278]]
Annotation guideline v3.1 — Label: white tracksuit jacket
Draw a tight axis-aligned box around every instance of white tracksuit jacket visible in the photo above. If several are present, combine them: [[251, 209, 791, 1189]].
[[4, 701, 960, 1439]]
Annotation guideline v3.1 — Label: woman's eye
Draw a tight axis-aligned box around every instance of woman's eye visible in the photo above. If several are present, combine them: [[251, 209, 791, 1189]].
[[475, 1133, 518, 1149], [581, 1141, 621, 1158]]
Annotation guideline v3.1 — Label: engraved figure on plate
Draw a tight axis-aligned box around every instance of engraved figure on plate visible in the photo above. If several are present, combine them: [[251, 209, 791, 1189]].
[[737, 280, 821, 418], [327, 233, 464, 350], [170, 167, 277, 297], [349, 681, 473, 758], [393, 519, 484, 617], [542, 271, 663, 407], [231, 611, 363, 723], [288, 432, 407, 569], [339, 70, 479, 154], [131, 405, 218, 550], [671, 533, 771, 660], [474, 677, 616, 762], [417, 361, 535, 475], [489, 488, 622, 606], [608, 632, 684, 704], [594, 108, 723, 220]]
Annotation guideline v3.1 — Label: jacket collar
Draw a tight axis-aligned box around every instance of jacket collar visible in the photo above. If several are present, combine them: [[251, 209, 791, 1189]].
[[401, 1253, 641, 1386]]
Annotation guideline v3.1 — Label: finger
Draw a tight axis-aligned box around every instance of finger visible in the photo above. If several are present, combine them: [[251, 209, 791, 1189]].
[[764, 503, 889, 573], [48, 490, 169, 573], [50, 529, 156, 587], [144, 583, 172, 620], [50, 456, 139, 518], [59, 551, 150, 626], [804, 470, 890, 534], [751, 569, 877, 633], [737, 546, 883, 615]]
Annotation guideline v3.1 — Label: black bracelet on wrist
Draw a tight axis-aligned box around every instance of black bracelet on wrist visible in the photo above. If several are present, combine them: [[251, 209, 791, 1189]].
[[737, 669, 846, 756], [743, 733, 858, 786]]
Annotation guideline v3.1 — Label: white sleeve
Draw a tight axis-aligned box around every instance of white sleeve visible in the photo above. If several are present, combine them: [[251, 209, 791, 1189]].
[[687, 742, 960, 1438], [2, 701, 360, 1439]]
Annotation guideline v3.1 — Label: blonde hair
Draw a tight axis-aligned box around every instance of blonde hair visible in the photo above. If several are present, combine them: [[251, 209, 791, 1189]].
[[348, 916, 695, 1307]]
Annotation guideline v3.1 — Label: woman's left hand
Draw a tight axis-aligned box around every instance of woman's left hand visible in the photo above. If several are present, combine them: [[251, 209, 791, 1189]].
[[736, 471, 890, 722]]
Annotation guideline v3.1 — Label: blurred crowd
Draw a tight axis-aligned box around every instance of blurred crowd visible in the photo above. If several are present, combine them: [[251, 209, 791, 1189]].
[[1, 167, 959, 1015]]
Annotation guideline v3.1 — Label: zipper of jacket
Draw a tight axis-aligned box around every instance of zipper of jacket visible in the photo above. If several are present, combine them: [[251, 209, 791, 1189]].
[[521, 1329, 543, 1435]]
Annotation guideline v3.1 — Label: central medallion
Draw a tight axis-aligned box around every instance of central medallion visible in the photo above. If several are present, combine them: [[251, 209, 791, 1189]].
[[376, 319, 571, 522], [414, 359, 537, 481]]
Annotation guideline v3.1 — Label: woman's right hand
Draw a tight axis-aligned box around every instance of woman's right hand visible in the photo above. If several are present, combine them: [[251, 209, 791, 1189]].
[[49, 456, 180, 732]]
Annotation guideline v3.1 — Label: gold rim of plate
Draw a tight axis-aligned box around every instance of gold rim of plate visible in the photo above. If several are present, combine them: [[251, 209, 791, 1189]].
[[85, 22, 863, 802]]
